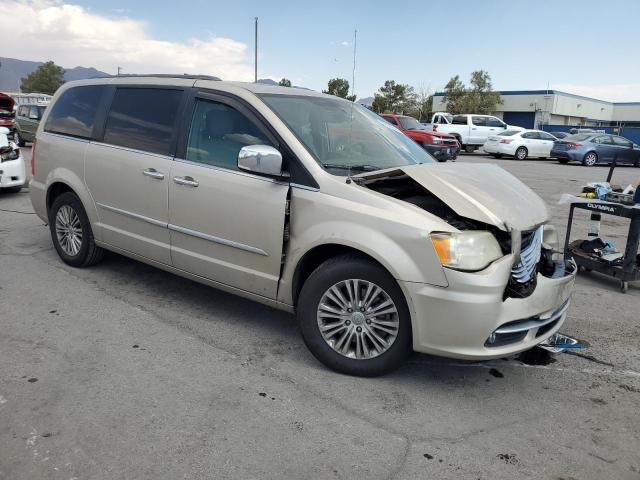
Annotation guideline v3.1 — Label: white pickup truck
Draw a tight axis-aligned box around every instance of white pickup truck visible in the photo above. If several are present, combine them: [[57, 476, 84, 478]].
[[428, 112, 524, 153]]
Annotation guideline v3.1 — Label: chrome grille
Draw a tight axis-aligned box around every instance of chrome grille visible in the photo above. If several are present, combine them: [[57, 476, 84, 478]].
[[511, 226, 543, 283]]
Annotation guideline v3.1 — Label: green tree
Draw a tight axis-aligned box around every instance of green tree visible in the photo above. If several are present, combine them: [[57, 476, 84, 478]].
[[412, 87, 433, 121], [442, 71, 501, 114], [371, 80, 417, 114], [278, 78, 292, 87], [443, 75, 467, 114], [467, 70, 501, 114], [323, 78, 356, 101], [21, 61, 65, 95]]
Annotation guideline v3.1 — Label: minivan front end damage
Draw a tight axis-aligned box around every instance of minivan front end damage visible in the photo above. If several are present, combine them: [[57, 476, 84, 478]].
[[354, 162, 577, 359]]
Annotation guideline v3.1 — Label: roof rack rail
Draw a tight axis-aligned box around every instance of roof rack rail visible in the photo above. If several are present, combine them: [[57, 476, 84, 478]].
[[99, 74, 222, 81]]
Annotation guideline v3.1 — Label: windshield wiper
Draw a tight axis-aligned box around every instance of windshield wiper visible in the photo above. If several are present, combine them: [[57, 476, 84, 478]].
[[321, 163, 380, 172]]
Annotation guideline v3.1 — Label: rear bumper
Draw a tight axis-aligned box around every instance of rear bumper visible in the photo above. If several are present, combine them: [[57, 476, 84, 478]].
[[402, 254, 577, 360], [483, 142, 516, 155], [0, 156, 26, 189], [551, 149, 580, 160]]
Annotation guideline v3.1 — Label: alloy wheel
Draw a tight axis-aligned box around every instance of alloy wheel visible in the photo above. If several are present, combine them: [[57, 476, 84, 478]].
[[55, 205, 83, 256], [316, 279, 400, 360], [584, 152, 597, 166]]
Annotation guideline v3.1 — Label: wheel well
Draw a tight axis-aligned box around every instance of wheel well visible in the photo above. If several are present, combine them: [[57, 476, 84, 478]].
[[292, 244, 390, 307], [46, 182, 74, 210]]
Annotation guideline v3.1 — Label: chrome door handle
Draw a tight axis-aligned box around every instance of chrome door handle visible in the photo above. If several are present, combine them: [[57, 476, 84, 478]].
[[143, 168, 165, 180], [173, 176, 199, 187]]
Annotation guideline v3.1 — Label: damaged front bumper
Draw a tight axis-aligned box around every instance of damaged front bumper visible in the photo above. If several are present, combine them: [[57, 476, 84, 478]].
[[0, 155, 26, 189], [402, 254, 577, 360]]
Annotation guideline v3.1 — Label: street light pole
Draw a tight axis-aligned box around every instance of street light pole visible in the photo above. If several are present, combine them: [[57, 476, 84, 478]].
[[254, 17, 258, 83]]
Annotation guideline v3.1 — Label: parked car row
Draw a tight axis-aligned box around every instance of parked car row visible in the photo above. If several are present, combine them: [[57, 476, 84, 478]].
[[381, 114, 459, 161], [482, 129, 640, 167]]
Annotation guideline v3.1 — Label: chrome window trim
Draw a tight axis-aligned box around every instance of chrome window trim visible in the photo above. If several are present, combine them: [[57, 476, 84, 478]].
[[174, 158, 289, 186], [168, 224, 269, 257], [290, 182, 319, 192], [96, 202, 168, 228], [89, 141, 174, 160], [41, 132, 91, 144]]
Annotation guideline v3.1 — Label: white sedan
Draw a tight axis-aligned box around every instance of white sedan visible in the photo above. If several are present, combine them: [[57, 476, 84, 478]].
[[0, 127, 26, 193], [483, 129, 559, 160]]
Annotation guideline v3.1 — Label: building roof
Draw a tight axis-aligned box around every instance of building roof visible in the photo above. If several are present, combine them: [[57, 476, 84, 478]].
[[433, 89, 640, 106]]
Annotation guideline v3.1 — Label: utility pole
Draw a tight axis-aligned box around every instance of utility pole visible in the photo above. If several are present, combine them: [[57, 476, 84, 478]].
[[117, 66, 122, 76], [351, 29, 357, 100], [254, 17, 258, 83]]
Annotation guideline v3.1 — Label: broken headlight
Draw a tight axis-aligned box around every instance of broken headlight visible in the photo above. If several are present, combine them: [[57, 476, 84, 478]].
[[430, 231, 503, 271], [0, 146, 19, 162]]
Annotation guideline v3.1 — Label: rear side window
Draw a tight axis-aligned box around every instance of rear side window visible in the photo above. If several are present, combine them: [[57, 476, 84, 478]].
[[103, 88, 183, 156], [45, 85, 106, 139], [471, 116, 487, 126], [521, 132, 539, 139]]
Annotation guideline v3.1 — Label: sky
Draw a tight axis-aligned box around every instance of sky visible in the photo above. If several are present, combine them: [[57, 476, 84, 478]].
[[2, 0, 640, 101]]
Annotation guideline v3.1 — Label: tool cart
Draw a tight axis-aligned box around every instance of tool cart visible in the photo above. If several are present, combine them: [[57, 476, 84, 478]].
[[563, 199, 640, 293]]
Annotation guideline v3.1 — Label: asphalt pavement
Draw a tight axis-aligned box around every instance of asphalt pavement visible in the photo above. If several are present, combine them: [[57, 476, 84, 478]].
[[1, 148, 639, 479]]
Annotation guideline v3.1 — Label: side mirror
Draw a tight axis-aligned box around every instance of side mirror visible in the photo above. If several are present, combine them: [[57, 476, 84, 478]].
[[238, 145, 283, 176]]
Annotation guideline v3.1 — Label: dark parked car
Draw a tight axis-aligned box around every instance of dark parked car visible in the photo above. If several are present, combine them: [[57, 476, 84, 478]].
[[15, 103, 47, 146], [549, 131, 571, 139], [551, 133, 640, 167]]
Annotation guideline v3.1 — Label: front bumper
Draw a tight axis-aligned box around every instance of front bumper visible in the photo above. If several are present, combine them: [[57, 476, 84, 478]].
[[423, 144, 458, 161], [402, 254, 576, 360], [0, 156, 26, 189]]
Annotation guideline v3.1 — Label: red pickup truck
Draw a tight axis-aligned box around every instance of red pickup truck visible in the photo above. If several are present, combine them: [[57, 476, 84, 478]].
[[381, 113, 459, 162]]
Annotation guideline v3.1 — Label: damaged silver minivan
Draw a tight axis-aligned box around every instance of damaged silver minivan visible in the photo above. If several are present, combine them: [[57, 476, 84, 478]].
[[30, 76, 576, 376]]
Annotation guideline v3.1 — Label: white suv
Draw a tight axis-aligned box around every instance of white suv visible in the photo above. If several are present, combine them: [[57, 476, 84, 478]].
[[30, 76, 576, 376]]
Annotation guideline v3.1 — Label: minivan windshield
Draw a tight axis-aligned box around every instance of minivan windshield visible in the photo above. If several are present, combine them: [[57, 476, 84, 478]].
[[260, 94, 435, 174]]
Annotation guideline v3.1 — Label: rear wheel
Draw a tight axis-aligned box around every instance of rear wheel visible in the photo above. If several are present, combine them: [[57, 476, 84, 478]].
[[582, 151, 598, 166], [464, 145, 475, 154], [515, 147, 528, 160], [48, 192, 104, 267], [297, 254, 412, 376]]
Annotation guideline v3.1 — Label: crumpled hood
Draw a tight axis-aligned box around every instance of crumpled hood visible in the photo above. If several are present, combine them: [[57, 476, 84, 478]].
[[362, 163, 550, 232]]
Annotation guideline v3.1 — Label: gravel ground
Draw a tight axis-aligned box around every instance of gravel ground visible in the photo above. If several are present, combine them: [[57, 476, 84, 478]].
[[1, 148, 639, 480]]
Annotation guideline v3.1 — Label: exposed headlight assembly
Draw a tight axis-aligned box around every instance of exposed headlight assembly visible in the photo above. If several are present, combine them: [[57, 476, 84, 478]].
[[430, 231, 503, 271], [0, 146, 19, 162]]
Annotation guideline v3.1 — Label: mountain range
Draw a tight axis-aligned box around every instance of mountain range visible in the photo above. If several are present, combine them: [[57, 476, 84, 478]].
[[0, 57, 109, 92]]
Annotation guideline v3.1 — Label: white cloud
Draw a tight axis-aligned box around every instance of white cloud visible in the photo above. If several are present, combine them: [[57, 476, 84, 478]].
[[552, 83, 640, 102], [341, 41, 350, 46], [0, 1, 254, 81]]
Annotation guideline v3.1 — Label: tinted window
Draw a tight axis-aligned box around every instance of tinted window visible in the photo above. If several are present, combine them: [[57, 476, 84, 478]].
[[103, 88, 182, 156], [591, 135, 612, 145], [452, 115, 467, 125], [521, 132, 539, 139], [186, 99, 273, 170], [538, 132, 557, 141], [611, 136, 632, 147], [471, 116, 487, 126], [567, 134, 593, 142], [18, 105, 28, 117], [29, 106, 40, 120], [45, 85, 106, 139], [486, 117, 505, 127], [498, 130, 519, 136], [382, 116, 397, 125]]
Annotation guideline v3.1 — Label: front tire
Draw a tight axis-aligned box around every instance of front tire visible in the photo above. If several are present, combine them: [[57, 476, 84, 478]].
[[515, 147, 528, 160], [48, 192, 104, 267], [297, 254, 412, 376], [582, 151, 598, 166]]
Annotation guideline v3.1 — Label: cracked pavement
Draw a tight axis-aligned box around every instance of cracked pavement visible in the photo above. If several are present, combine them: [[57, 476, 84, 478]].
[[1, 150, 639, 479]]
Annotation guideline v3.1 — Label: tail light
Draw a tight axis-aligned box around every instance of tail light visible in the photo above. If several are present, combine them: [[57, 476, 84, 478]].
[[500, 139, 513, 144], [31, 138, 36, 176], [566, 142, 582, 149]]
